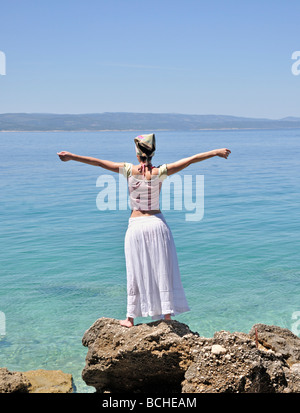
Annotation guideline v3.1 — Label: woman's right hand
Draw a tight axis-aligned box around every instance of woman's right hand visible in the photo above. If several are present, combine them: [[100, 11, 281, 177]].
[[57, 151, 73, 162]]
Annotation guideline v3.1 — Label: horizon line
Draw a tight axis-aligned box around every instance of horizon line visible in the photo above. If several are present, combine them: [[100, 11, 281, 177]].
[[0, 112, 299, 121]]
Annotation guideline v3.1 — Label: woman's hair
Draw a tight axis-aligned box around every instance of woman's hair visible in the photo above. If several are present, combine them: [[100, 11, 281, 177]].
[[139, 155, 152, 164]]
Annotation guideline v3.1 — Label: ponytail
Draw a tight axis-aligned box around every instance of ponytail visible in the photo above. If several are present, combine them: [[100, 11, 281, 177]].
[[140, 155, 152, 165]]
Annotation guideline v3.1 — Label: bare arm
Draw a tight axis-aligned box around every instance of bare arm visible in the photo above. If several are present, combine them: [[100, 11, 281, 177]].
[[57, 151, 124, 173], [166, 148, 231, 175]]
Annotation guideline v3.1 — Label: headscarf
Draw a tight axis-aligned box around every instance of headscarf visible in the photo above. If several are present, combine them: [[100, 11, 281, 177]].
[[134, 133, 156, 176], [134, 133, 156, 158]]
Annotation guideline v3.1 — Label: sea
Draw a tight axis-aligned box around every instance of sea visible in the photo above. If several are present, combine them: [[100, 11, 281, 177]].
[[0, 129, 299, 392]]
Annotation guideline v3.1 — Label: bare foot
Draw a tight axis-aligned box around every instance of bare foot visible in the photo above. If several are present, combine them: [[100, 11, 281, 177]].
[[164, 314, 171, 321], [120, 317, 134, 328]]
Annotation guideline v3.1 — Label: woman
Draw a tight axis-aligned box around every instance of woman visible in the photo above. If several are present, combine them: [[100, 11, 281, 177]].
[[57, 134, 231, 327]]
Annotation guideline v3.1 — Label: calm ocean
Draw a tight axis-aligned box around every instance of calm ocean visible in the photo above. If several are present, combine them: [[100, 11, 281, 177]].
[[0, 129, 299, 392]]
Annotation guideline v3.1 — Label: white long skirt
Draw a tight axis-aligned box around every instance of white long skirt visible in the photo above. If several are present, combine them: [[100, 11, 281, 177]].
[[124, 213, 190, 319]]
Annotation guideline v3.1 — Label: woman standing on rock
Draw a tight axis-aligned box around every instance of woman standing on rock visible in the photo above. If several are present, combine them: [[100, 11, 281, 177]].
[[57, 134, 230, 327]]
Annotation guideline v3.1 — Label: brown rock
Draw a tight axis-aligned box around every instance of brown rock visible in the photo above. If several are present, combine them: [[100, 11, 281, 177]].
[[23, 369, 74, 393], [0, 368, 73, 393], [182, 330, 289, 393], [249, 324, 300, 366], [82, 318, 300, 393], [0, 368, 30, 393], [82, 317, 198, 393]]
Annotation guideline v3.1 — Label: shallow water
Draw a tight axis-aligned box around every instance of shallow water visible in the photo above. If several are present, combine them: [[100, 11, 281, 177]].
[[0, 129, 299, 392]]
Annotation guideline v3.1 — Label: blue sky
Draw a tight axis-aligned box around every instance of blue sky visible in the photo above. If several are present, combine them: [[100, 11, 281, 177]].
[[0, 0, 299, 118]]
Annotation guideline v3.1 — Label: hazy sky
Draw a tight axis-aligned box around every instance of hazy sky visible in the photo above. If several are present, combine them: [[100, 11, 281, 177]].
[[0, 0, 299, 118]]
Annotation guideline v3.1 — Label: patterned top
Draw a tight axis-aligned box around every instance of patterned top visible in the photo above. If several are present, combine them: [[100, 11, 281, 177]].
[[123, 163, 168, 211]]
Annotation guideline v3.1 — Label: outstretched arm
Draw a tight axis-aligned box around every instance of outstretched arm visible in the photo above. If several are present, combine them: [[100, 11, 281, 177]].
[[57, 151, 124, 173], [166, 148, 231, 176]]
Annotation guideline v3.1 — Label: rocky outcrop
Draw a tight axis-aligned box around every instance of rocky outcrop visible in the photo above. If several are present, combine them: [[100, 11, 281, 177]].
[[82, 317, 197, 393], [0, 368, 30, 393], [82, 318, 300, 393], [0, 368, 73, 393], [249, 324, 300, 365], [22, 369, 74, 393], [182, 330, 289, 393]]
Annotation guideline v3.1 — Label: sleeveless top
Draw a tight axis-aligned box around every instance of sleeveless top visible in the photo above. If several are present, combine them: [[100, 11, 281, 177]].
[[123, 163, 168, 211]]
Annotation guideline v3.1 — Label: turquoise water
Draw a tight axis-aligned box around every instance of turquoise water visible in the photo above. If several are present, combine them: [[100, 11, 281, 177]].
[[0, 129, 299, 392]]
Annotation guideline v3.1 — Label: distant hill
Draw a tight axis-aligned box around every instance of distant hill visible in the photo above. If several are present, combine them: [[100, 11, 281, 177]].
[[1, 112, 300, 131]]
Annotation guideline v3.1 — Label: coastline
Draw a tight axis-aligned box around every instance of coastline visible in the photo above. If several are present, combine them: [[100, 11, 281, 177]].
[[1, 112, 300, 133], [1, 126, 300, 132], [1, 319, 300, 393]]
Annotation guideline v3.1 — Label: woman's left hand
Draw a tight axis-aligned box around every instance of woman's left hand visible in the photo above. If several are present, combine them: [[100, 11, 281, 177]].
[[216, 148, 231, 159]]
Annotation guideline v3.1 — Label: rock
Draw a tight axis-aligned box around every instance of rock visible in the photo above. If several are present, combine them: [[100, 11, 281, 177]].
[[283, 362, 300, 393], [291, 363, 300, 374], [182, 330, 289, 393], [23, 369, 74, 393], [0, 368, 30, 393], [82, 317, 198, 393], [211, 344, 227, 355], [249, 324, 300, 366], [0, 368, 73, 393], [82, 318, 300, 393]]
